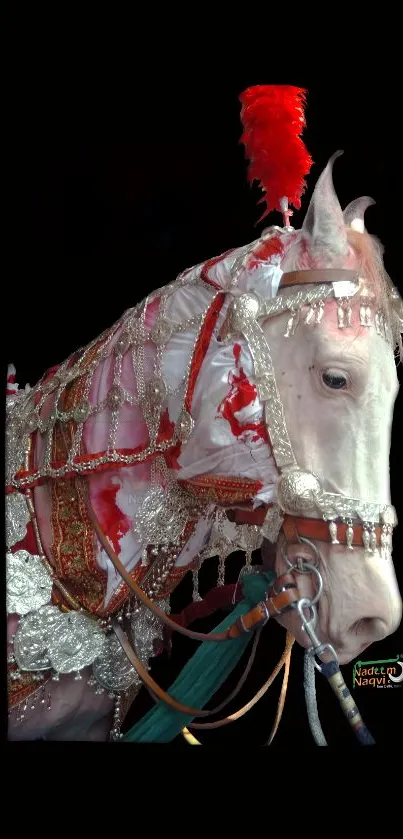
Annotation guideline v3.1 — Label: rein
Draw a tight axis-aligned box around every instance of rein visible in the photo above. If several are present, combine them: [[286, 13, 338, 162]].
[[185, 631, 295, 734]]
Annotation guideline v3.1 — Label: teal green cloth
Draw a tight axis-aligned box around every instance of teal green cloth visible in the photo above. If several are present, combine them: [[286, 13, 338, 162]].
[[123, 570, 274, 743]]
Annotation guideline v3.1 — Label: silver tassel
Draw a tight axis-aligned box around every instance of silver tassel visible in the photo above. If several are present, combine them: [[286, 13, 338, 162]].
[[284, 309, 297, 338], [329, 520, 339, 544], [369, 526, 377, 553], [315, 301, 325, 324], [305, 305, 316, 325], [140, 548, 149, 567], [346, 303, 352, 327], [217, 551, 226, 587], [359, 300, 367, 326], [337, 303, 345, 329], [242, 548, 253, 575], [284, 311, 295, 338], [362, 525, 370, 552], [375, 311, 381, 335], [365, 305, 372, 327], [346, 520, 354, 551]]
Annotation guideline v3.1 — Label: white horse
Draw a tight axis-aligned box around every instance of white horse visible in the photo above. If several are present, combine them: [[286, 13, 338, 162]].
[[6, 153, 402, 742]]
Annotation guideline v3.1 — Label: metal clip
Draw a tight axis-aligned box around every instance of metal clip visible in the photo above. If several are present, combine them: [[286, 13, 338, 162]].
[[297, 598, 337, 671]]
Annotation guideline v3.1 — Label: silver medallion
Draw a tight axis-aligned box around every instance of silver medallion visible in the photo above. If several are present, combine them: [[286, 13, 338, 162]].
[[13, 605, 106, 675], [133, 485, 195, 547], [13, 605, 60, 671], [7, 549, 53, 616], [175, 408, 194, 442], [151, 319, 173, 346], [47, 612, 106, 674], [131, 598, 170, 664], [92, 632, 141, 692], [5, 492, 30, 550], [145, 376, 168, 406], [276, 469, 322, 515]]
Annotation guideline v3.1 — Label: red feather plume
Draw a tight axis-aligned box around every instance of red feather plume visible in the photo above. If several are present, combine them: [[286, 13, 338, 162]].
[[239, 85, 313, 221]]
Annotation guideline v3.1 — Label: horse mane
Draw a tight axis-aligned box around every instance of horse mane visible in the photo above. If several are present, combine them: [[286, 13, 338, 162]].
[[347, 229, 402, 361]]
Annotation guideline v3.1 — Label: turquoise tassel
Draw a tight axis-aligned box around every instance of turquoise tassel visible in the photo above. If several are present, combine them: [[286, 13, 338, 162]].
[[123, 571, 274, 743]]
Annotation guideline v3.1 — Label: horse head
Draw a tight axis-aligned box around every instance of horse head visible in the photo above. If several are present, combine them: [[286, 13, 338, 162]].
[[259, 154, 402, 664]]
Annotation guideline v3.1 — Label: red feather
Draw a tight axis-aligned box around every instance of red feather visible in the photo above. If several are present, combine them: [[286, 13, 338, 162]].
[[239, 85, 313, 221]]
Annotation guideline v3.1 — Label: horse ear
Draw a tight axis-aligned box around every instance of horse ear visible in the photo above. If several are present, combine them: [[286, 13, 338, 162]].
[[343, 196, 375, 232], [301, 151, 348, 261]]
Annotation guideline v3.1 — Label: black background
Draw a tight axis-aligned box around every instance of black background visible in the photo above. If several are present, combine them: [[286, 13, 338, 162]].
[[6, 47, 403, 749]]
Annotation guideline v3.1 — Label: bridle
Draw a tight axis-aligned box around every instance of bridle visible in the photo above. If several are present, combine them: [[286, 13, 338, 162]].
[[220, 265, 397, 557]]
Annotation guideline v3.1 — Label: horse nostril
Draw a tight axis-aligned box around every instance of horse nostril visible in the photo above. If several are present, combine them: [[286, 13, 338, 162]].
[[350, 618, 374, 636], [349, 617, 387, 647]]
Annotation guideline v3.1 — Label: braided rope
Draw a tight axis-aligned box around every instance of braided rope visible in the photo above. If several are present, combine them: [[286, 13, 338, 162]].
[[303, 651, 328, 746]]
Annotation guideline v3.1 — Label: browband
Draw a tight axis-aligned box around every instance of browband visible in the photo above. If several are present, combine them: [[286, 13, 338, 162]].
[[279, 269, 359, 289]]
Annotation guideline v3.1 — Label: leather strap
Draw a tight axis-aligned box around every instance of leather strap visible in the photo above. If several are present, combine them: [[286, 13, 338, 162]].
[[113, 621, 265, 719], [282, 515, 382, 547], [265, 638, 293, 745], [227, 581, 299, 639], [279, 268, 358, 289], [230, 507, 383, 549], [187, 631, 295, 731], [113, 621, 213, 717]]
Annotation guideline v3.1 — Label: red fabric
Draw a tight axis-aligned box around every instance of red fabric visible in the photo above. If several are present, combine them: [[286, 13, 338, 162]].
[[239, 84, 313, 219], [42, 364, 61, 383], [11, 520, 38, 555], [200, 249, 235, 289], [161, 583, 238, 653], [247, 234, 284, 269], [159, 409, 182, 471], [185, 292, 226, 412], [217, 343, 269, 443], [93, 483, 131, 555]]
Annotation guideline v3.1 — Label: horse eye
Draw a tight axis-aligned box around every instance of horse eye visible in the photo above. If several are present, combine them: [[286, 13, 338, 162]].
[[322, 371, 348, 390]]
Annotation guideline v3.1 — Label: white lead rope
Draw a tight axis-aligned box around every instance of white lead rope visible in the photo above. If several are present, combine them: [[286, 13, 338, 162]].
[[303, 650, 328, 746]]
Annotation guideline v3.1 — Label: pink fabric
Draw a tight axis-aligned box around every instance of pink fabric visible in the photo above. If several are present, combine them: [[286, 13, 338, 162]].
[[8, 241, 284, 740]]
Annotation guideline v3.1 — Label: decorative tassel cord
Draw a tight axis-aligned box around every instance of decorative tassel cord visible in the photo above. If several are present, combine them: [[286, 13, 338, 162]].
[[320, 660, 375, 745], [304, 651, 328, 746], [304, 653, 375, 746]]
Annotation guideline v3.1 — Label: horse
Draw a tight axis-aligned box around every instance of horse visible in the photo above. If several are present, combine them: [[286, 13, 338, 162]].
[[6, 151, 403, 744]]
